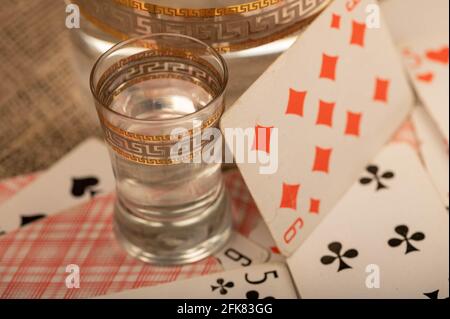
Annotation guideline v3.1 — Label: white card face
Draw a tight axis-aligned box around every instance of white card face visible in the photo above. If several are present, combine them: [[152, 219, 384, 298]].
[[215, 232, 270, 270], [412, 106, 449, 208], [0, 138, 115, 234], [287, 144, 449, 299], [221, 0, 413, 255], [380, 0, 449, 44], [401, 37, 449, 142], [97, 263, 298, 299]]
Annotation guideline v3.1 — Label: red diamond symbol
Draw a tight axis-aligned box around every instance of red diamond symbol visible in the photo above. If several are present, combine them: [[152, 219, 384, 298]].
[[316, 100, 335, 127], [279, 183, 300, 210], [312, 147, 333, 174], [350, 20, 367, 47], [285, 89, 307, 117], [309, 198, 321, 214], [345, 112, 362, 137], [331, 13, 341, 29], [319, 54, 339, 81], [373, 78, 390, 103]]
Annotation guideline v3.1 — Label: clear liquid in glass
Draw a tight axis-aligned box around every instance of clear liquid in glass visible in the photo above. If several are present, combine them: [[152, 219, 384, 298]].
[[104, 73, 231, 264]]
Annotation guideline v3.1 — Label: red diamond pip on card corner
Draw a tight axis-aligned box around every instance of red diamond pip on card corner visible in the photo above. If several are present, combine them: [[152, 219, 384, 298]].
[[309, 198, 321, 214]]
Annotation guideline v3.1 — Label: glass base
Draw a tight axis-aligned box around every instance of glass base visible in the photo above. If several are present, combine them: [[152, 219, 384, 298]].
[[113, 189, 232, 265]]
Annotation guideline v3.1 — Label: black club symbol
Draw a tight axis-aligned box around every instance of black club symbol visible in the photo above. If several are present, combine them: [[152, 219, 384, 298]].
[[211, 278, 234, 295], [359, 165, 395, 191], [388, 225, 425, 254], [246, 290, 275, 300], [321, 242, 359, 272]]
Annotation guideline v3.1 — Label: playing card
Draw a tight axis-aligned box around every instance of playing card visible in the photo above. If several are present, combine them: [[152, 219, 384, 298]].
[[382, 0, 449, 141], [411, 106, 449, 209], [221, 0, 413, 255], [0, 172, 40, 206], [381, 0, 448, 44], [0, 138, 115, 234], [97, 262, 297, 299], [401, 37, 449, 142], [216, 232, 270, 270], [287, 144, 449, 298]]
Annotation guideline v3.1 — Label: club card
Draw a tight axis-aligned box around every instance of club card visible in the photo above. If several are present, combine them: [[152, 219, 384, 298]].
[[0, 138, 115, 234], [287, 144, 449, 298], [216, 232, 270, 270], [221, 0, 414, 255], [411, 106, 449, 208], [97, 262, 297, 299]]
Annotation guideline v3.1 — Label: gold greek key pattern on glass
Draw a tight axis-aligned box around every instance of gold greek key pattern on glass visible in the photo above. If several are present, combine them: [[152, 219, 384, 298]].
[[96, 49, 223, 105], [92, 32, 226, 165], [73, 0, 331, 52], [109, 144, 202, 165], [104, 124, 211, 165], [111, 0, 283, 18], [99, 106, 223, 143]]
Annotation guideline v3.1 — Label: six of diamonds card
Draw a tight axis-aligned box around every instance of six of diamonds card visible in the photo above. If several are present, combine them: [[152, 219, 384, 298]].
[[221, 0, 413, 255]]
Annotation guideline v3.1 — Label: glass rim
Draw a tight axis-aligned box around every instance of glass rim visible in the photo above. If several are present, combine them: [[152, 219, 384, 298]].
[[89, 33, 229, 125]]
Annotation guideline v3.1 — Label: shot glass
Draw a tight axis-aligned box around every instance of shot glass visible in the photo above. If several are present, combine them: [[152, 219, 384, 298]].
[[90, 34, 232, 265]]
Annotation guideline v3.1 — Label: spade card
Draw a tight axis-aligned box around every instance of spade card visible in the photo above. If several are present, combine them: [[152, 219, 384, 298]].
[[287, 144, 449, 298], [0, 138, 115, 234], [412, 106, 449, 209], [216, 232, 270, 270], [97, 263, 297, 299], [221, 0, 413, 255]]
